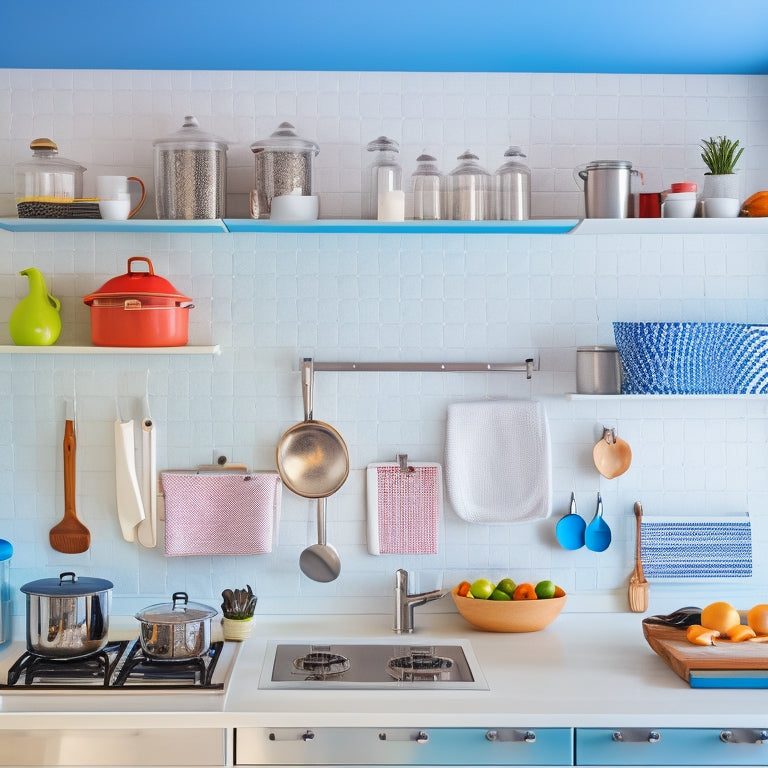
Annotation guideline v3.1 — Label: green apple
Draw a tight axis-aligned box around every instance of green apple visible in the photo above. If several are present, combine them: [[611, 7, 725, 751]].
[[489, 588, 512, 601], [535, 579, 556, 599], [469, 578, 495, 599], [496, 577, 516, 597]]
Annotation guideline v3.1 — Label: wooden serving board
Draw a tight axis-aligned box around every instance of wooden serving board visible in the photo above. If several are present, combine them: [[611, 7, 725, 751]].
[[643, 620, 768, 682]]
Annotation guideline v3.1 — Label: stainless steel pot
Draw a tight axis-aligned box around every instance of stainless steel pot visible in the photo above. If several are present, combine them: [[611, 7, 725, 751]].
[[135, 592, 217, 660], [575, 160, 641, 218], [20, 571, 113, 658]]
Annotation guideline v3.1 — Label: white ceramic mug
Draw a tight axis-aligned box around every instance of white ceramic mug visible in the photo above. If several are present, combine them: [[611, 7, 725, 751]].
[[702, 197, 741, 218], [96, 175, 146, 219]]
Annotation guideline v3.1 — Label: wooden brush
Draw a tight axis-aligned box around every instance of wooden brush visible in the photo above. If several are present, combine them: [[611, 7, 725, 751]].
[[628, 501, 649, 612], [49, 418, 90, 554]]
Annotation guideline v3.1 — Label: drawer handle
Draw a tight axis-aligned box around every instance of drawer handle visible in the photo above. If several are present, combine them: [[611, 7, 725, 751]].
[[485, 729, 536, 743], [612, 730, 661, 743], [415, 730, 429, 744], [720, 729, 768, 744]]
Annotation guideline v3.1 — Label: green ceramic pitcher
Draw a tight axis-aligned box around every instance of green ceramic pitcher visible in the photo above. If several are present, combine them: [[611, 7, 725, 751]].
[[9, 267, 62, 345]]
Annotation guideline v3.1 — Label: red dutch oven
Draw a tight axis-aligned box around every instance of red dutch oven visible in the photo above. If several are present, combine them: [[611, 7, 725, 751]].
[[83, 256, 194, 347]]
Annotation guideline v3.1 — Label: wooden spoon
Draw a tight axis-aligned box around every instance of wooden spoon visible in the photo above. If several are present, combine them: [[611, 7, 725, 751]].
[[628, 501, 649, 613], [49, 418, 91, 554], [593, 427, 632, 479]]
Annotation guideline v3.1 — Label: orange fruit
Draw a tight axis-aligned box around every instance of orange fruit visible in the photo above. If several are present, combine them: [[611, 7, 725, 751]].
[[701, 601, 741, 634], [512, 583, 538, 600], [553, 586, 566, 598], [747, 604, 768, 635], [686, 624, 720, 646], [725, 624, 756, 642], [456, 580, 472, 597]]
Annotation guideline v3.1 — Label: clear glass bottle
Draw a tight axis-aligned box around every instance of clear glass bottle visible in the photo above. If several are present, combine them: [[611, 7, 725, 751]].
[[445, 150, 494, 220], [0, 539, 12, 651], [363, 136, 402, 219], [496, 146, 531, 221], [410, 152, 442, 220]]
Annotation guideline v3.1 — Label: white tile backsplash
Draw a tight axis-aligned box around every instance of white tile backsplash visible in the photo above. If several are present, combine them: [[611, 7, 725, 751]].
[[1, 69, 768, 616]]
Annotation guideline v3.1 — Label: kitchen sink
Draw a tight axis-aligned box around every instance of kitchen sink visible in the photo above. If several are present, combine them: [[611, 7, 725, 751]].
[[258, 640, 488, 690]]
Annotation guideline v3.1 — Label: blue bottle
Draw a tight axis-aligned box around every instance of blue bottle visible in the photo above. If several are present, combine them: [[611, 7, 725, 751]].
[[0, 539, 12, 650]]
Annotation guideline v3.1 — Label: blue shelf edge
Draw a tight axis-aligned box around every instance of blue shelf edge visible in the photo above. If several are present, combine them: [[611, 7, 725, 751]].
[[0, 218, 580, 235]]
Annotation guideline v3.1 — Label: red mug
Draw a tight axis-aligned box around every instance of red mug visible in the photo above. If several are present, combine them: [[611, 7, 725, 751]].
[[638, 192, 661, 218]]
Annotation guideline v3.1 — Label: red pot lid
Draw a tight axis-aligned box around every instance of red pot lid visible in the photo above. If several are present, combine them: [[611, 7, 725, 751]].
[[83, 256, 192, 305]]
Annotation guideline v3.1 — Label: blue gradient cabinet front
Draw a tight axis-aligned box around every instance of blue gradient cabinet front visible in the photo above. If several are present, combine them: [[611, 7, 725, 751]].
[[576, 728, 768, 766]]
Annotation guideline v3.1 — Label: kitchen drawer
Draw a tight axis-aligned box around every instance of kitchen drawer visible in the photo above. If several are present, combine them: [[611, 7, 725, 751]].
[[0, 728, 226, 766], [576, 728, 768, 766], [235, 726, 573, 766]]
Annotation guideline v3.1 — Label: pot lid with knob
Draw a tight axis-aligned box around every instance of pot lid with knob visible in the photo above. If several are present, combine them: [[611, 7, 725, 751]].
[[20, 571, 113, 596], [135, 591, 218, 624]]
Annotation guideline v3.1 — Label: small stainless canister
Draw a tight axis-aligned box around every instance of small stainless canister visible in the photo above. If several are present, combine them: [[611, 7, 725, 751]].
[[575, 160, 640, 219], [576, 346, 622, 394]]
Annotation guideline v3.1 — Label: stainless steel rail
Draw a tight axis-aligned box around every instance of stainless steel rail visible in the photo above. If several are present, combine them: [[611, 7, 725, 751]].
[[312, 358, 536, 377]]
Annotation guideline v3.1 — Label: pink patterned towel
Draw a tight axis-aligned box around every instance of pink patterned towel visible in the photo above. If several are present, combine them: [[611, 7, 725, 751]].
[[161, 472, 281, 556], [366, 463, 442, 555]]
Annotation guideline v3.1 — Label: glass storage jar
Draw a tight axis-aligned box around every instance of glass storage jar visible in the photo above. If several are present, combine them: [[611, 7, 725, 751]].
[[249, 122, 319, 219], [495, 145, 531, 221], [153, 116, 228, 220], [445, 150, 494, 220], [363, 136, 402, 220], [14, 138, 86, 215], [410, 152, 442, 220]]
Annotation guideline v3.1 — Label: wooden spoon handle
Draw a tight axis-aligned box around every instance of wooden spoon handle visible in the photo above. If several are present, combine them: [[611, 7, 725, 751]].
[[634, 501, 645, 580], [63, 419, 77, 519]]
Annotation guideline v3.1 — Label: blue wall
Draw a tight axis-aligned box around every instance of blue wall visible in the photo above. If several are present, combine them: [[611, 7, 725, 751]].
[[3, 0, 768, 73]]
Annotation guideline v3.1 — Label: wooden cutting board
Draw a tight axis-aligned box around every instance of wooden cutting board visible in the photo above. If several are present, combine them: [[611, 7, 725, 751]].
[[643, 620, 768, 682]]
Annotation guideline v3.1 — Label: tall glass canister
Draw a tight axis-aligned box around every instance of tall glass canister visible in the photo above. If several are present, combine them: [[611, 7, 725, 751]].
[[410, 152, 442, 220], [496, 146, 531, 220], [0, 539, 12, 650], [363, 136, 402, 219], [445, 150, 494, 220]]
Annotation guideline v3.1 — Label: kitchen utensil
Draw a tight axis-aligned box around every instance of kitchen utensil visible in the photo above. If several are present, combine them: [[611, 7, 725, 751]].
[[362, 136, 402, 220], [20, 571, 113, 658], [114, 417, 145, 542], [452, 591, 566, 633], [556, 492, 586, 550], [14, 137, 86, 215], [366, 460, 442, 555], [643, 606, 702, 628], [137, 414, 157, 548], [444, 399, 551, 523], [135, 591, 217, 660], [445, 149, 494, 220], [574, 160, 641, 218], [628, 501, 649, 612], [299, 497, 341, 583], [9, 267, 61, 346], [276, 358, 349, 499], [592, 427, 632, 479], [495, 145, 531, 221], [153, 115, 228, 219], [250, 122, 319, 219], [576, 346, 621, 394], [410, 152, 443, 220], [639, 515, 752, 579], [49, 412, 90, 554], [83, 256, 194, 347], [0, 539, 12, 650], [584, 492, 611, 552]]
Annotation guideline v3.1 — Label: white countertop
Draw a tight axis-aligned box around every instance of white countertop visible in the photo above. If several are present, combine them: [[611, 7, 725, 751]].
[[1, 611, 765, 729]]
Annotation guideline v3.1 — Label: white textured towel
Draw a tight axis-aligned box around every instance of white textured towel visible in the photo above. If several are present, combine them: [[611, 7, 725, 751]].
[[445, 399, 551, 523]]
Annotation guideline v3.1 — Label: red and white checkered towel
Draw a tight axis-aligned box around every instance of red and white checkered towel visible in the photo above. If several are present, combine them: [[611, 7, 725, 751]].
[[161, 471, 281, 556], [366, 463, 442, 555]]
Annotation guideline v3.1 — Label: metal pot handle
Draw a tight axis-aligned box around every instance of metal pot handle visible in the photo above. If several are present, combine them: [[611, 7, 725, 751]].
[[573, 164, 588, 188], [58, 571, 77, 584], [171, 591, 189, 610], [301, 358, 314, 422]]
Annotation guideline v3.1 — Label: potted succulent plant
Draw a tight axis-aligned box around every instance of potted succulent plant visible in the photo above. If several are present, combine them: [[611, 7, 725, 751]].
[[699, 135, 744, 216], [221, 585, 257, 641]]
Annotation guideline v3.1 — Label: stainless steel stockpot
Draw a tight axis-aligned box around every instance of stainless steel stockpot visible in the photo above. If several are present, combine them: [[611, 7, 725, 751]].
[[20, 571, 113, 658], [135, 592, 217, 660]]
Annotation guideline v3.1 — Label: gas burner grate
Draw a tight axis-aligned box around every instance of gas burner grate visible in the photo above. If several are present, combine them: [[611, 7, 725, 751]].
[[386, 647, 455, 681], [293, 646, 351, 679]]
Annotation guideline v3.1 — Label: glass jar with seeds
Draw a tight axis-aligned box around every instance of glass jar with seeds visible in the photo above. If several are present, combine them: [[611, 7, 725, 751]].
[[249, 122, 319, 219], [153, 116, 228, 220]]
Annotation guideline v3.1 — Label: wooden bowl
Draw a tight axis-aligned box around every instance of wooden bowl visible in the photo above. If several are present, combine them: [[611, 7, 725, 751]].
[[452, 592, 566, 632]]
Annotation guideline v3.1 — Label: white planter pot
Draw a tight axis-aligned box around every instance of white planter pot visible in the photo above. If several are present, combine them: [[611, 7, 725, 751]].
[[222, 617, 254, 641], [702, 173, 739, 200]]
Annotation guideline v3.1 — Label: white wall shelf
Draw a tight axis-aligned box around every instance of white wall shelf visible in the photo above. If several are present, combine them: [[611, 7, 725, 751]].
[[566, 393, 766, 400], [0, 344, 221, 355]]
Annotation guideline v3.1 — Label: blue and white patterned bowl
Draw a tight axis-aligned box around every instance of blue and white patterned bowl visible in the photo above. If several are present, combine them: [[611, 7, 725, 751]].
[[612, 322, 749, 395]]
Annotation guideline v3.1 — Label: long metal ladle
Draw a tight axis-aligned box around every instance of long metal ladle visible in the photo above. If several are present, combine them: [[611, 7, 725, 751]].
[[299, 497, 341, 582]]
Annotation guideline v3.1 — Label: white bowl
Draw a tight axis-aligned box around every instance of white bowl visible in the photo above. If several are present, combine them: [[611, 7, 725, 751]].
[[661, 198, 696, 218], [702, 197, 741, 218], [269, 195, 319, 222]]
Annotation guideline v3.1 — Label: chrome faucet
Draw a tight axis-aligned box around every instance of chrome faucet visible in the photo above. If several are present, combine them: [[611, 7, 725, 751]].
[[393, 568, 443, 633]]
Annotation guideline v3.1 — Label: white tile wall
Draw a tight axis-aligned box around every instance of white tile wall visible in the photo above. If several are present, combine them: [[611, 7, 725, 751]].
[[1, 70, 767, 618]]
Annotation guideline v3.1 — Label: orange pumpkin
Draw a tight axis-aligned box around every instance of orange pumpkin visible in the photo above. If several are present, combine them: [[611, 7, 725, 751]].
[[741, 191, 768, 217]]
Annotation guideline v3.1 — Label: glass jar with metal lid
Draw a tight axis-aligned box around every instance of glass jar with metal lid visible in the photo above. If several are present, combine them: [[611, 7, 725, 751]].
[[445, 150, 494, 220], [495, 145, 531, 221], [153, 116, 229, 220], [14, 138, 86, 215], [363, 136, 402, 220], [250, 122, 319, 219], [410, 151, 443, 220]]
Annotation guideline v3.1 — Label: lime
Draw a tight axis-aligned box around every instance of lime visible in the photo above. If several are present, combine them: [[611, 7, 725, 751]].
[[496, 577, 516, 597], [469, 578, 495, 599], [489, 589, 512, 601], [535, 579, 556, 599]]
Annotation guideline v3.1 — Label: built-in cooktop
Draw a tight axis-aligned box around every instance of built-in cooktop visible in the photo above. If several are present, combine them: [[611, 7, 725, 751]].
[[259, 640, 488, 690]]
